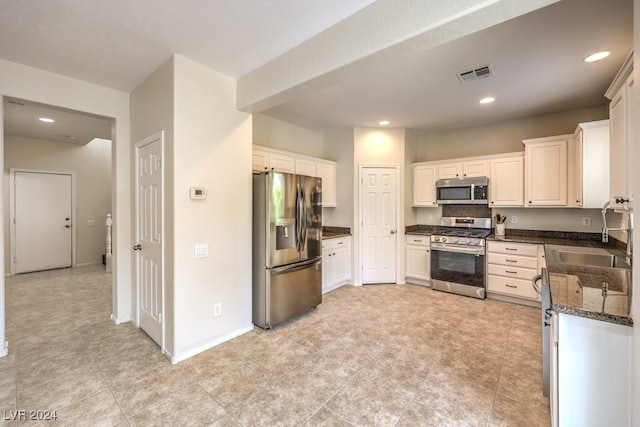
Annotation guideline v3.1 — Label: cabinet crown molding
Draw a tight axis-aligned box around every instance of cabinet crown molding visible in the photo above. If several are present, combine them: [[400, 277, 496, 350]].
[[605, 50, 633, 100]]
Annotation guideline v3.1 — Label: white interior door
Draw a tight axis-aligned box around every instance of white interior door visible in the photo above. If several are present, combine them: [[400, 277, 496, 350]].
[[14, 171, 72, 274], [135, 133, 164, 347], [361, 166, 397, 283]]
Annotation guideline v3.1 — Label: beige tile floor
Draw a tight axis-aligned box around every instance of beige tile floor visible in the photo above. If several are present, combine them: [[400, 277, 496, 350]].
[[1, 265, 550, 426]]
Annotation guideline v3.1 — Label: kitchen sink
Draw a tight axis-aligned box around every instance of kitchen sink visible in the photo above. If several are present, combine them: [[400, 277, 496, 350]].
[[552, 249, 631, 269]]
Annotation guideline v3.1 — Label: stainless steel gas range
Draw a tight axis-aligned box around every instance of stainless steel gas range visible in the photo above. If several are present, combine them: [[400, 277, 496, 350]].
[[430, 217, 491, 299]]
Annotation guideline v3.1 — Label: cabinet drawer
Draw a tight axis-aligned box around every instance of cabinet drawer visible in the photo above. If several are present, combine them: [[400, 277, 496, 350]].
[[322, 237, 349, 251], [406, 235, 430, 246], [487, 263, 537, 280], [487, 253, 538, 269], [487, 241, 539, 257], [487, 275, 539, 300]]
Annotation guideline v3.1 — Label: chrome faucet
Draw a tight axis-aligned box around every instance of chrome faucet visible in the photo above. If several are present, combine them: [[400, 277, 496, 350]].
[[601, 200, 633, 265]]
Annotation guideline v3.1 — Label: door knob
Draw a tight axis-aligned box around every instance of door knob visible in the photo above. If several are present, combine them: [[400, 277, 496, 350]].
[[133, 244, 142, 251], [390, 230, 397, 234], [65, 224, 71, 228]]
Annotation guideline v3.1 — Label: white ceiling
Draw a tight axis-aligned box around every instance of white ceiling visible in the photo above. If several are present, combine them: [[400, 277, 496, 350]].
[[0, 0, 633, 141]]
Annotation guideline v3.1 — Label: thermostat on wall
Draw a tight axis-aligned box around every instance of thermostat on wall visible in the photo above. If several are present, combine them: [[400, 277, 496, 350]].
[[190, 187, 207, 200]]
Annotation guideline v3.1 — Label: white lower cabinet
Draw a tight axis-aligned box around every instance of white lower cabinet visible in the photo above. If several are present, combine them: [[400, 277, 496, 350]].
[[322, 237, 350, 293], [552, 312, 631, 427], [486, 241, 542, 302], [405, 235, 430, 286]]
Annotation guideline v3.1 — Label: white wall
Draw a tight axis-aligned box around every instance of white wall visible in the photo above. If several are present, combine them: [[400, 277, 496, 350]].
[[172, 56, 253, 361], [252, 113, 324, 158], [0, 59, 131, 359], [323, 128, 355, 227], [130, 56, 175, 355], [353, 127, 406, 285], [416, 105, 608, 161], [3, 135, 112, 269], [129, 55, 253, 362]]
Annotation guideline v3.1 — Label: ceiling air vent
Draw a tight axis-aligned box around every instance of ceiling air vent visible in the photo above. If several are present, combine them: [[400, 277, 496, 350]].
[[456, 64, 493, 84]]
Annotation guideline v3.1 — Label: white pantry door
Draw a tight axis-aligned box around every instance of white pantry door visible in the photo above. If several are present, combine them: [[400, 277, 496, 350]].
[[135, 133, 164, 347], [14, 171, 72, 274], [361, 167, 398, 283]]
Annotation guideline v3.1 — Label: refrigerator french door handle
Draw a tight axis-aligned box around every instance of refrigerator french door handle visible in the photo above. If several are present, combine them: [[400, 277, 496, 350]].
[[295, 183, 304, 252], [271, 257, 321, 274], [301, 186, 308, 251]]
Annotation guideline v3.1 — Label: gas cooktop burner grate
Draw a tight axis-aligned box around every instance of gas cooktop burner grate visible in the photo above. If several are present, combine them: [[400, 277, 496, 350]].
[[434, 228, 491, 238]]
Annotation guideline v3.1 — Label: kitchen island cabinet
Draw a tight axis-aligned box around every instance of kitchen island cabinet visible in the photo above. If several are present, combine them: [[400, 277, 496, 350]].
[[550, 311, 631, 427]]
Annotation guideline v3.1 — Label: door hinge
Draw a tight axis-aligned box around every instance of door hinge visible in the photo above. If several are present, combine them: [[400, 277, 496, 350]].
[[12, 218, 15, 224], [13, 256, 17, 263]]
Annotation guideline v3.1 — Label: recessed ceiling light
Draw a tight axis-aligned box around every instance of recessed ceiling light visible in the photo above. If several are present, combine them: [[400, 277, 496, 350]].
[[584, 51, 610, 63], [39, 117, 55, 123], [378, 120, 390, 126], [479, 97, 495, 104]]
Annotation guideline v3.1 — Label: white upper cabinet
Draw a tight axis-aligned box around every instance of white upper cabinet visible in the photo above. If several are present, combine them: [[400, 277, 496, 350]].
[[412, 165, 438, 207], [438, 160, 489, 179], [490, 155, 524, 207], [605, 53, 633, 211], [253, 145, 337, 207], [523, 135, 570, 206], [569, 120, 610, 208], [295, 158, 317, 177], [316, 161, 337, 207], [252, 146, 295, 173]]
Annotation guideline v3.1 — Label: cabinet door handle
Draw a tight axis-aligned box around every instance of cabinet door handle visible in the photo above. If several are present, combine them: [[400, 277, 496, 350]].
[[505, 270, 517, 274], [505, 259, 518, 263], [505, 284, 517, 288]]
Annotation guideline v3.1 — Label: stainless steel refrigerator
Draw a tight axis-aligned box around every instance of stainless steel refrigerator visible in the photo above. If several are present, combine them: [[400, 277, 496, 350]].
[[252, 171, 322, 329]]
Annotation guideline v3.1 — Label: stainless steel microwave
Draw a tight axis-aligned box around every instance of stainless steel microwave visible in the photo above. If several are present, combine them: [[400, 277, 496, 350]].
[[436, 177, 489, 204]]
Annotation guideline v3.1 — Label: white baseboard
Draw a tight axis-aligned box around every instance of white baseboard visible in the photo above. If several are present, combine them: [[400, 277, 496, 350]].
[[110, 313, 130, 325], [486, 292, 542, 308], [169, 324, 255, 364], [75, 261, 103, 267]]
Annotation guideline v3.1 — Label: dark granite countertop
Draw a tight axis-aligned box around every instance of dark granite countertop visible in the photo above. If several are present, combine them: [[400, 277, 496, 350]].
[[488, 232, 632, 326], [544, 244, 632, 326], [407, 226, 633, 326], [322, 226, 351, 240]]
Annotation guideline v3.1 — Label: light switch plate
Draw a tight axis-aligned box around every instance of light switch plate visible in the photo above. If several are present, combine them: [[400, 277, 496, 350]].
[[195, 244, 208, 258]]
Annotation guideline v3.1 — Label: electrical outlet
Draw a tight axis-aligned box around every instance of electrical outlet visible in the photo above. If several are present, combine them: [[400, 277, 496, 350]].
[[511, 216, 518, 224], [214, 303, 222, 317], [87, 219, 96, 227], [427, 213, 433, 220], [581, 216, 591, 226]]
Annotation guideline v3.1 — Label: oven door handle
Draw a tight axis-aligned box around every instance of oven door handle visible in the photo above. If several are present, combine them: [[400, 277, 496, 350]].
[[431, 244, 485, 256]]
